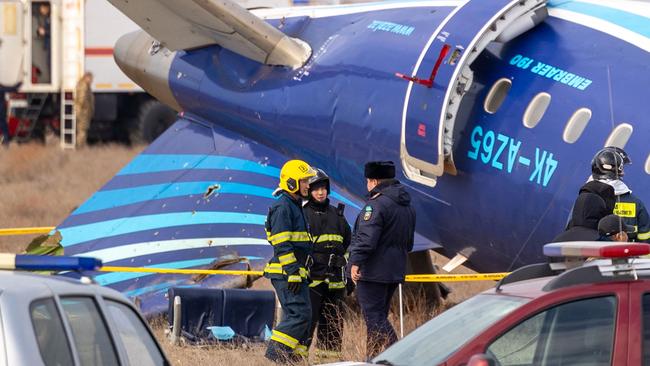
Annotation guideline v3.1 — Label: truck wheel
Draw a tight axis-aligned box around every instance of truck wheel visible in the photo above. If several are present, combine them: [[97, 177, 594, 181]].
[[131, 100, 176, 144]]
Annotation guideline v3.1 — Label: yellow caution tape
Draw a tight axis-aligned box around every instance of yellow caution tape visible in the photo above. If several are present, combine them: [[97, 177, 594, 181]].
[[405, 272, 509, 282], [99, 266, 508, 282], [0, 227, 55, 236], [100, 266, 264, 276], [0, 228, 517, 283]]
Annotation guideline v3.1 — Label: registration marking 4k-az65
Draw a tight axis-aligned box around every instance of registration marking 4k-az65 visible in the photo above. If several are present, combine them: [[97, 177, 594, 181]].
[[467, 125, 558, 188]]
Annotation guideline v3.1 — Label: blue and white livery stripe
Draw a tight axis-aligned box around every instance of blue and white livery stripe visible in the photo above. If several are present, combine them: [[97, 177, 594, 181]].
[[95, 258, 216, 286], [59, 212, 267, 247], [73, 180, 358, 215], [78, 237, 268, 263], [124, 282, 200, 298], [548, 0, 650, 52], [116, 155, 280, 177], [73, 181, 275, 215]]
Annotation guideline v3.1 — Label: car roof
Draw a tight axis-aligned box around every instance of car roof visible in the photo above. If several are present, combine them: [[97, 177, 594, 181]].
[[482, 259, 650, 301], [482, 276, 554, 299], [0, 271, 128, 302]]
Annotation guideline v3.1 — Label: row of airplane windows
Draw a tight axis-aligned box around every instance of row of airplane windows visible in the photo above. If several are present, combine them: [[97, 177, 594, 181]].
[[484, 78, 650, 175]]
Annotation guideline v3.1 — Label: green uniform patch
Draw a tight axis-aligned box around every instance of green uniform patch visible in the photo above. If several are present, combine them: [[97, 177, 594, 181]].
[[363, 205, 373, 221]]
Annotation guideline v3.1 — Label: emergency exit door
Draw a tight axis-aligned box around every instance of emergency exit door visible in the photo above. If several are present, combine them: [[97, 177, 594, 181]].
[[400, 0, 547, 187]]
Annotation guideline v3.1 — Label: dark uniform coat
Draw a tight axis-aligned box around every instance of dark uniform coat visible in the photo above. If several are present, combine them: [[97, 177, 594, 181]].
[[554, 191, 609, 242], [304, 199, 351, 287], [593, 178, 650, 243], [263, 190, 313, 361], [263, 191, 312, 280], [303, 198, 351, 352], [348, 179, 416, 283]]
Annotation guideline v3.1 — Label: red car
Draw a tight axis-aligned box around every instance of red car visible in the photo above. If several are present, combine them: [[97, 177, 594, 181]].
[[328, 242, 650, 366]]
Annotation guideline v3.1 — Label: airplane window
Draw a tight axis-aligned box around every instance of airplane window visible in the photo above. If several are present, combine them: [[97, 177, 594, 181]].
[[645, 154, 650, 175], [484, 78, 511, 114], [604, 123, 633, 149], [523, 92, 551, 128], [562, 108, 592, 143]]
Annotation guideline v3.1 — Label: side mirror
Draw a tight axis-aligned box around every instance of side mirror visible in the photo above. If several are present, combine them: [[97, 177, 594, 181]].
[[467, 353, 497, 366]]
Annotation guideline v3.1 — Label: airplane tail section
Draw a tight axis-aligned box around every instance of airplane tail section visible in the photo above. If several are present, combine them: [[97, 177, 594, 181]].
[[55, 114, 361, 315], [107, 0, 311, 68]]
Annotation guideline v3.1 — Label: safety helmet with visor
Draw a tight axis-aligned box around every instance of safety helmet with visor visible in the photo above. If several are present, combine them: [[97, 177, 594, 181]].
[[308, 168, 330, 195], [591, 148, 627, 180], [279, 160, 316, 194], [604, 146, 631, 165]]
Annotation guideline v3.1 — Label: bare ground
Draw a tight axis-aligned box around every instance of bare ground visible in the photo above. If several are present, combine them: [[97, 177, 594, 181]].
[[0, 142, 493, 365]]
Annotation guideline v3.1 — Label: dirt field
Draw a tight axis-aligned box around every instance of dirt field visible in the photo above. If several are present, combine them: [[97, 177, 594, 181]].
[[0, 142, 493, 365]]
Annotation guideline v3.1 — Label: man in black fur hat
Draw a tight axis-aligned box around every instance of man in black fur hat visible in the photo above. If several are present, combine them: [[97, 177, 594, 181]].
[[348, 161, 416, 358]]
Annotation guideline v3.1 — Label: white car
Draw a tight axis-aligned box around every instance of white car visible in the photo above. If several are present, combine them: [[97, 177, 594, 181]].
[[0, 254, 170, 366]]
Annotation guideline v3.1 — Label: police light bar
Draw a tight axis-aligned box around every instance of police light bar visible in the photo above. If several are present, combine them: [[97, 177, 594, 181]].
[[0, 254, 102, 271], [544, 241, 650, 258]]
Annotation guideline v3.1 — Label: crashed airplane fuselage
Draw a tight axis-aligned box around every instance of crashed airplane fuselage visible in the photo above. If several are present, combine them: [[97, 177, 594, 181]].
[[56, 0, 650, 315]]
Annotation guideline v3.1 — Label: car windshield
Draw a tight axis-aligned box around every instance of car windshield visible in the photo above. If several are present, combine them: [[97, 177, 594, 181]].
[[373, 294, 529, 366]]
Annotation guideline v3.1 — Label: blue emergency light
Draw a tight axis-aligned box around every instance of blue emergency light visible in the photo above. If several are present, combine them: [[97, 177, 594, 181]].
[[0, 254, 102, 272], [544, 242, 650, 258]]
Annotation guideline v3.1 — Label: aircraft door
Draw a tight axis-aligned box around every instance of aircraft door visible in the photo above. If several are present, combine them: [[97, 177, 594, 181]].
[[30, 1, 53, 84], [28, 0, 61, 91], [400, 0, 547, 187], [0, 1, 24, 87]]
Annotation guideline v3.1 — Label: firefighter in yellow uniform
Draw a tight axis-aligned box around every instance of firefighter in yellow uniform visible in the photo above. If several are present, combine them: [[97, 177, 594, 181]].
[[264, 160, 316, 363], [74, 72, 94, 147]]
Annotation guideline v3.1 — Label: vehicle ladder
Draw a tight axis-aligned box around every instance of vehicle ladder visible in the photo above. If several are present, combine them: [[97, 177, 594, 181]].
[[14, 94, 48, 143], [59, 0, 84, 149]]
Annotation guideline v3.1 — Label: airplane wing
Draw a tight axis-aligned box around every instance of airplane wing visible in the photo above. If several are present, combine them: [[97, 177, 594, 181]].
[[107, 0, 311, 68], [56, 115, 362, 316]]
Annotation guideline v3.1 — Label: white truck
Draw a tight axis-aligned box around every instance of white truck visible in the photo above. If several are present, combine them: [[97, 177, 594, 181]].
[[0, 0, 290, 147]]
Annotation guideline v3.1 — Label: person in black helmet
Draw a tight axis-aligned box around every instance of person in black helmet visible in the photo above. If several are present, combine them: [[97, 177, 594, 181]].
[[303, 168, 351, 358], [591, 147, 650, 243]]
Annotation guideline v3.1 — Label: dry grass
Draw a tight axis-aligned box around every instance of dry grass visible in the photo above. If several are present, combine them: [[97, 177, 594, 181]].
[[155, 280, 449, 366], [156, 272, 490, 365], [1, 142, 494, 365], [0, 141, 143, 252]]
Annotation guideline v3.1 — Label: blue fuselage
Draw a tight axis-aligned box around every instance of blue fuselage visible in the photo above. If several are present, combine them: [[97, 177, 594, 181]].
[[167, 2, 650, 272]]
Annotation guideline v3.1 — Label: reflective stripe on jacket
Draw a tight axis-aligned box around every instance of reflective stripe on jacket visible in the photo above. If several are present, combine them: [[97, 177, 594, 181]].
[[264, 191, 312, 279], [615, 192, 650, 242], [304, 199, 351, 282]]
